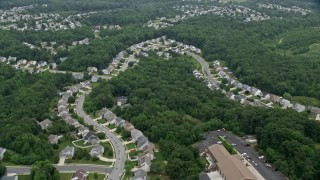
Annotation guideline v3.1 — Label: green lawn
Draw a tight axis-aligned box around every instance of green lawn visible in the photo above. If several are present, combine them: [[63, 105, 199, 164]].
[[60, 173, 106, 180], [65, 159, 113, 166], [100, 142, 114, 158], [126, 143, 136, 150], [154, 152, 165, 163], [97, 118, 108, 124], [73, 139, 89, 147], [18, 175, 30, 180], [107, 124, 116, 129]]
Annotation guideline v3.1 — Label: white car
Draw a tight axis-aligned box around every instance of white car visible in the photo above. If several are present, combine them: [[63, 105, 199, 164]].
[[231, 143, 236, 146]]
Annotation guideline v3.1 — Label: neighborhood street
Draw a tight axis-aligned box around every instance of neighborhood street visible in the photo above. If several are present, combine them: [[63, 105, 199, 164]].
[[187, 52, 219, 88], [6, 164, 112, 174], [76, 95, 126, 180]]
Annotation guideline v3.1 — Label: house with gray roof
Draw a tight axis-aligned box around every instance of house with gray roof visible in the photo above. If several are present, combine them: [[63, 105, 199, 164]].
[[48, 134, 60, 145], [138, 154, 151, 172], [115, 117, 126, 127], [73, 73, 84, 80], [90, 144, 104, 157], [0, 147, 6, 160], [137, 136, 149, 151], [38, 119, 52, 130], [131, 169, 147, 180], [131, 129, 144, 142], [280, 99, 293, 108], [83, 131, 100, 145], [293, 103, 306, 113], [60, 146, 74, 158], [91, 75, 100, 83], [0, 56, 7, 62], [309, 106, 320, 115]]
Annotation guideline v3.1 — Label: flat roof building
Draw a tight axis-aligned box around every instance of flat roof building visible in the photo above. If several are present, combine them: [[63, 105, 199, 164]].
[[207, 144, 256, 180]]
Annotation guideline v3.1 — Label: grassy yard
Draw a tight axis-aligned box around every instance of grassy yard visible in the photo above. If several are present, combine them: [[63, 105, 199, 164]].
[[73, 139, 89, 147], [154, 152, 165, 163], [182, 114, 203, 124], [97, 118, 108, 124], [65, 159, 113, 166], [126, 143, 136, 150], [107, 124, 116, 129], [18, 175, 30, 180], [60, 173, 106, 180], [100, 142, 114, 158]]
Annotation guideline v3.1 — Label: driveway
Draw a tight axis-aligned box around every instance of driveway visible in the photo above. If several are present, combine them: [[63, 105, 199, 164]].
[[76, 95, 126, 180]]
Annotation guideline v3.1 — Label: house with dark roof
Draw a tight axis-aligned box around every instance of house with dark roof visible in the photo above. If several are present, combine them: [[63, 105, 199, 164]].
[[83, 132, 100, 145], [117, 96, 128, 106], [38, 119, 52, 130], [71, 169, 88, 180]]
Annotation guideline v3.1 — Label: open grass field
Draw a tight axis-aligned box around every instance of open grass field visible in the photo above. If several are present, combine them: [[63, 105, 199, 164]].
[[292, 96, 320, 107]]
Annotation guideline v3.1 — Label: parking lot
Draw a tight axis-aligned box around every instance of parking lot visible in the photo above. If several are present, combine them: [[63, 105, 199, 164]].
[[195, 130, 287, 180]]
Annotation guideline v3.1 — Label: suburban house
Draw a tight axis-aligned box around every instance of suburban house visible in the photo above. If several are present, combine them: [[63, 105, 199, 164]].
[[131, 169, 147, 180], [293, 103, 306, 113], [0, 56, 7, 62], [0, 147, 6, 160], [124, 122, 135, 132], [102, 69, 110, 75], [115, 117, 126, 127], [137, 136, 149, 151], [73, 73, 84, 80], [83, 131, 100, 145], [71, 169, 88, 180], [38, 119, 52, 130], [87, 67, 97, 73], [60, 146, 75, 158], [90, 144, 104, 157], [309, 106, 320, 115], [270, 94, 281, 103], [91, 75, 100, 83], [242, 84, 251, 92], [280, 99, 293, 108], [138, 154, 151, 172], [102, 110, 116, 124], [206, 144, 256, 180], [78, 126, 89, 136], [131, 129, 144, 142], [48, 134, 60, 145], [250, 87, 262, 97], [143, 143, 155, 160], [234, 95, 245, 102], [117, 96, 128, 106]]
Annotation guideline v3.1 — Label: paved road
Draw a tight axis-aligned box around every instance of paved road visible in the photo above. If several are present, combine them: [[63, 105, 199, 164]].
[[76, 95, 126, 180], [187, 52, 220, 89], [214, 131, 285, 180], [7, 164, 112, 174]]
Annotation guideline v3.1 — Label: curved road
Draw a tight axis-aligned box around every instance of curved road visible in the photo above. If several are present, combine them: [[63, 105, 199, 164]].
[[76, 95, 126, 180], [187, 52, 220, 89], [7, 164, 112, 174]]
